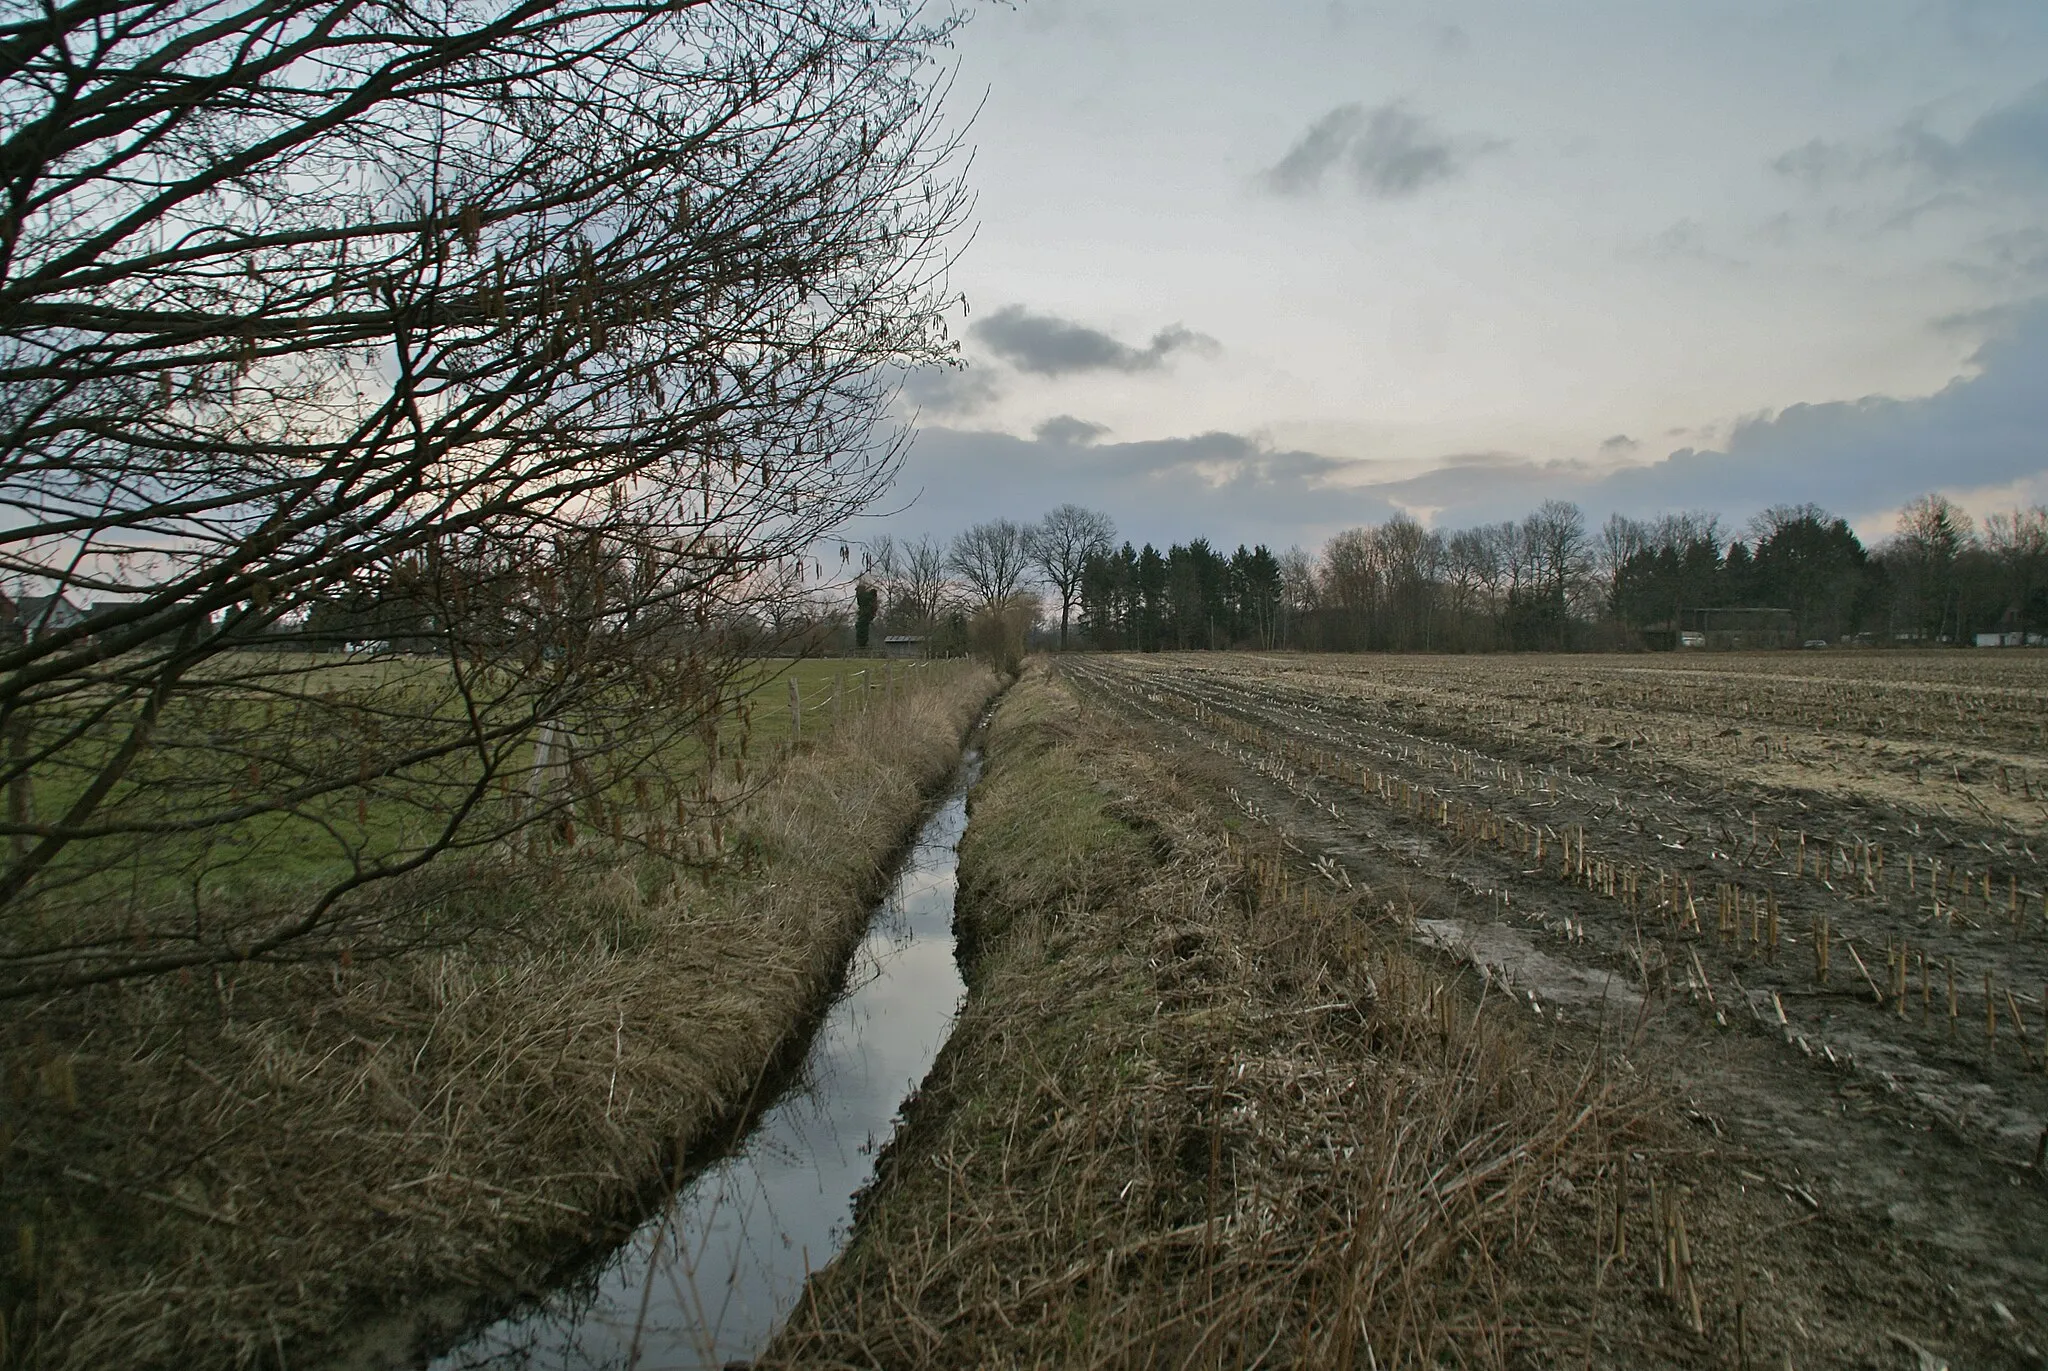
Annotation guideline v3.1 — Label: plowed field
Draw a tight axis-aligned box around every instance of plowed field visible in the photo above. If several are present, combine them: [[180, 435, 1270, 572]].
[[1063, 650, 2048, 1362]]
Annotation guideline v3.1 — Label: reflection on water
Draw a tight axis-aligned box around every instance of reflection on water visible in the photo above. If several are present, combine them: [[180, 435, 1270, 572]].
[[432, 751, 980, 1371]]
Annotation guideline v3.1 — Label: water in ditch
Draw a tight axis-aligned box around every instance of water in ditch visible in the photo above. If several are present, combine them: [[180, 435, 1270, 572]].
[[430, 748, 981, 1370]]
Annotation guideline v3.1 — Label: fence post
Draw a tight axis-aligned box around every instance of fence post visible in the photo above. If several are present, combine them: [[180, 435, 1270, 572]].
[[788, 676, 801, 744]]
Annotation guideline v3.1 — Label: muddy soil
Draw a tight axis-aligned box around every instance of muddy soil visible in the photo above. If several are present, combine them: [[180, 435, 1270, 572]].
[[1064, 653, 2048, 1370]]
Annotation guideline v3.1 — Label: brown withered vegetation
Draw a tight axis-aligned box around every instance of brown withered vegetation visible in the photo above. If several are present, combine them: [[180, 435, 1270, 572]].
[[0, 664, 996, 1371], [763, 666, 2008, 1369]]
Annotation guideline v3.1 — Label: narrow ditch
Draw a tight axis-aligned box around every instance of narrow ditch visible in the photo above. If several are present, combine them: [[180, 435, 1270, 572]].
[[426, 742, 986, 1371]]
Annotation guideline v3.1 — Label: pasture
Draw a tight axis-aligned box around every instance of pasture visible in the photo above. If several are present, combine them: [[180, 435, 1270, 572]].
[[4, 652, 936, 910]]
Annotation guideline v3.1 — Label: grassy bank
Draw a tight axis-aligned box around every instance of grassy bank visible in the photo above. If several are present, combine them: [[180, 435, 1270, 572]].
[[0, 660, 998, 1371], [761, 665, 1769, 1369]]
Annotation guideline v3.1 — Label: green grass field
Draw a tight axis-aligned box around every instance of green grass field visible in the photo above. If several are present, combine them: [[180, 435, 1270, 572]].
[[7, 652, 965, 919]]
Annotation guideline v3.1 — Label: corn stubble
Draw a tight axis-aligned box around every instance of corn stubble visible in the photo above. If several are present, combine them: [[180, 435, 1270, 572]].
[[1081, 651, 2048, 1097]]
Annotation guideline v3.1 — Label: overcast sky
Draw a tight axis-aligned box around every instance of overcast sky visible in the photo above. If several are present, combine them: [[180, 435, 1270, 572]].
[[858, 0, 2048, 554]]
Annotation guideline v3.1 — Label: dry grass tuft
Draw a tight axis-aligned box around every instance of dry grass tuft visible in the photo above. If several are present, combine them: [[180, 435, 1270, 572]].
[[764, 665, 1706, 1369], [0, 663, 997, 1371]]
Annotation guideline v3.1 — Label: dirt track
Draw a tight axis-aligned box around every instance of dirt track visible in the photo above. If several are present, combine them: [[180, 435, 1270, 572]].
[[1064, 651, 2048, 1368]]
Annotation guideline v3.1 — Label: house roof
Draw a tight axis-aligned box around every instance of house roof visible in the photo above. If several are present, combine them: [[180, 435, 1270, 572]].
[[14, 592, 81, 622]]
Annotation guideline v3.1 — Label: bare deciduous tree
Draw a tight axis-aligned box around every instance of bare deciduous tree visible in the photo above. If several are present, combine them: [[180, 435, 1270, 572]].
[[1888, 494, 1977, 641], [1597, 514, 1647, 619], [1025, 505, 1115, 648], [1277, 546, 1317, 643], [871, 534, 956, 634], [0, 0, 969, 996], [1651, 511, 1724, 556], [1523, 499, 1591, 643], [1983, 506, 2048, 635], [949, 520, 1031, 611], [1443, 527, 1496, 638]]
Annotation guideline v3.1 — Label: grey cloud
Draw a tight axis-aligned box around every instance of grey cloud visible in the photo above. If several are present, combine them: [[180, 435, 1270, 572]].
[[1362, 454, 1596, 523], [1599, 434, 1639, 455], [1931, 302, 2023, 332], [1594, 302, 2048, 518], [970, 305, 1220, 377], [1264, 105, 1366, 196], [1753, 211, 1795, 244], [1114, 431, 1352, 485], [1950, 225, 2048, 289], [1352, 106, 1463, 196], [1647, 218, 1750, 268], [1898, 80, 2048, 189], [1879, 191, 1973, 232], [1395, 300, 2048, 527], [1975, 225, 2048, 274], [1034, 414, 1110, 445], [1770, 137, 1866, 185], [1262, 102, 1499, 199], [873, 426, 1392, 551], [1775, 82, 2048, 195], [899, 362, 999, 416], [1937, 0, 2048, 50], [1652, 219, 1706, 256]]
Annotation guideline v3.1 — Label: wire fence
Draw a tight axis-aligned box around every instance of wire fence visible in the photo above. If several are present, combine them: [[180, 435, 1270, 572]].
[[782, 657, 976, 749]]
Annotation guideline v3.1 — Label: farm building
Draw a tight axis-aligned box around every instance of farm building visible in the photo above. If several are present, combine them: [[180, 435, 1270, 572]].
[[882, 634, 926, 659]]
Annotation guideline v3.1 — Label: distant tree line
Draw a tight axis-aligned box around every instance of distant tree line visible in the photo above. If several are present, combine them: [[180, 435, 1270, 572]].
[[869, 493, 2048, 654]]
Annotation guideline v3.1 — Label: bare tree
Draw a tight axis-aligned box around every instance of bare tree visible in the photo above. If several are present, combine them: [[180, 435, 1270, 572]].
[[1979, 508, 2045, 560], [1443, 527, 1497, 645], [1524, 500, 1592, 643], [1481, 521, 1528, 595], [1597, 514, 1648, 619], [1376, 515, 1444, 649], [1318, 528, 1381, 614], [1651, 511, 1724, 555], [1025, 505, 1116, 648], [871, 534, 955, 633], [1895, 494, 1976, 555], [1317, 527, 1380, 650], [1889, 494, 1977, 642], [949, 520, 1032, 611], [1983, 506, 2048, 636], [1277, 546, 1317, 645], [0, 0, 969, 996]]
